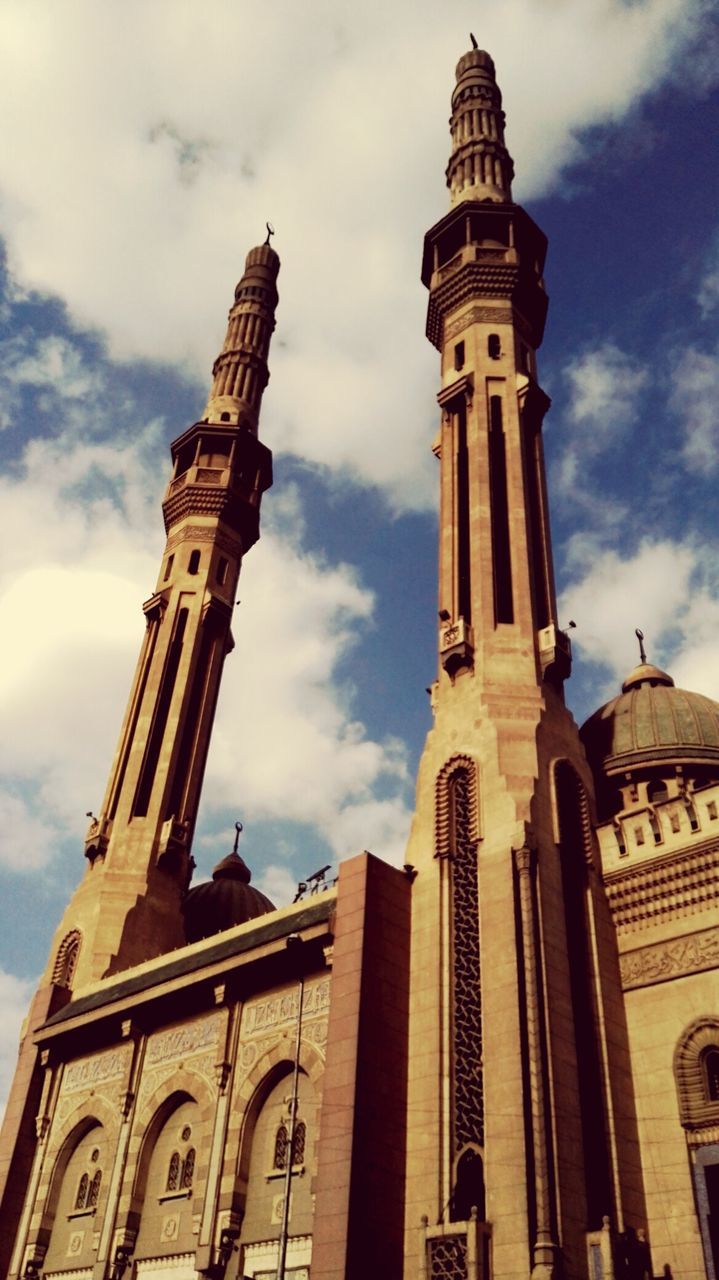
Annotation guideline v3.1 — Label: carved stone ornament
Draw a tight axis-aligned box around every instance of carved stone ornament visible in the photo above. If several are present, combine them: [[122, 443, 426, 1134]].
[[605, 841, 719, 934], [444, 305, 513, 343], [166, 524, 241, 557], [619, 925, 719, 990], [63, 1045, 131, 1095], [145, 1012, 221, 1067], [241, 977, 331, 1037]]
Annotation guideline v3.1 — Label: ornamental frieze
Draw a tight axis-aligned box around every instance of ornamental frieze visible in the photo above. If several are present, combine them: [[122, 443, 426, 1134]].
[[605, 842, 719, 933], [63, 1044, 131, 1095], [619, 925, 719, 990], [444, 305, 513, 342], [166, 524, 241, 556], [145, 1011, 222, 1066], [242, 977, 331, 1037]]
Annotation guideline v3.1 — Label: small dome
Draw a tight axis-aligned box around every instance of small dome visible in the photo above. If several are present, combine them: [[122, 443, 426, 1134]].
[[182, 849, 275, 944], [581, 664, 719, 786], [621, 661, 674, 693], [244, 242, 280, 278]]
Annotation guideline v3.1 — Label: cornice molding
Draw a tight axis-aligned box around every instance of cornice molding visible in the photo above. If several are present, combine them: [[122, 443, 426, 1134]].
[[604, 841, 719, 933]]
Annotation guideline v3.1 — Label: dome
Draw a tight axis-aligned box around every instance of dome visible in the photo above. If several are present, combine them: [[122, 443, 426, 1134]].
[[581, 661, 719, 784], [182, 849, 275, 945]]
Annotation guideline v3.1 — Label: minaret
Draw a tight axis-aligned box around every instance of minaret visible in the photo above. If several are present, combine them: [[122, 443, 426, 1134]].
[[404, 49, 645, 1280], [42, 238, 280, 991]]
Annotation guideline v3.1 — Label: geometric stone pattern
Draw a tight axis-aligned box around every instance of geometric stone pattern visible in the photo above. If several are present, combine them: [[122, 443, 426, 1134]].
[[450, 768, 484, 1153], [429, 1233, 468, 1280]]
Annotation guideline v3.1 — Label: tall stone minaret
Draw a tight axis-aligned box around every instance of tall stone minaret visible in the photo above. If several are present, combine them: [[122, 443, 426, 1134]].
[[0, 239, 280, 1272], [44, 238, 280, 991], [404, 49, 645, 1280]]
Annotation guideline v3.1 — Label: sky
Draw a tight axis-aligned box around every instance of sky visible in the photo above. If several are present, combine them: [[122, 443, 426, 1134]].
[[0, 0, 717, 1108]]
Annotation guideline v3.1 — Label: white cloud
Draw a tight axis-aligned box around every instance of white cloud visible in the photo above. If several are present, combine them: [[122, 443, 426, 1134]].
[[0, 412, 411, 873], [0, 790, 57, 870], [559, 538, 719, 698], [255, 863, 302, 908], [555, 342, 648, 494], [697, 230, 719, 318], [203, 525, 412, 865], [670, 345, 719, 473], [0, 331, 103, 429], [0, 0, 711, 508], [0, 969, 35, 1122]]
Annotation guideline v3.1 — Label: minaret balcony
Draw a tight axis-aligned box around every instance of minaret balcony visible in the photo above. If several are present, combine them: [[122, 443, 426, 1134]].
[[157, 817, 191, 883], [84, 815, 112, 862], [538, 623, 572, 684], [162, 430, 273, 545], [434, 241, 520, 288], [167, 463, 229, 495], [440, 617, 475, 677], [421, 1212, 491, 1280]]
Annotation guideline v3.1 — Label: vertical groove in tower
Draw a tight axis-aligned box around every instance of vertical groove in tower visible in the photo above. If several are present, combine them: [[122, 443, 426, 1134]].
[[404, 47, 646, 1280], [39, 240, 280, 991]]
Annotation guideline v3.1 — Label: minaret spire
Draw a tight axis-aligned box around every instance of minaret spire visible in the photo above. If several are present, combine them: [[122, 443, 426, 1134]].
[[422, 44, 564, 687], [404, 46, 644, 1280], [446, 46, 514, 206], [203, 239, 279, 431], [40, 239, 280, 990]]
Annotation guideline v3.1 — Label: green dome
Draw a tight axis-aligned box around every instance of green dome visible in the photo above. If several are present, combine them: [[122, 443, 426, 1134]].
[[581, 663, 719, 781]]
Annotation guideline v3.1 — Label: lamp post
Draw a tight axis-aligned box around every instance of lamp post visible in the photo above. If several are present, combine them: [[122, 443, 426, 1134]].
[[276, 937, 304, 1280]]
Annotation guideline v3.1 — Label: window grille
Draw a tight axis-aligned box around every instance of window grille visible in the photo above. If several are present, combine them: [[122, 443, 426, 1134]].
[[292, 1120, 306, 1165], [75, 1173, 89, 1211], [167, 1151, 180, 1191], [87, 1170, 102, 1208], [182, 1147, 195, 1189], [274, 1123, 289, 1170]]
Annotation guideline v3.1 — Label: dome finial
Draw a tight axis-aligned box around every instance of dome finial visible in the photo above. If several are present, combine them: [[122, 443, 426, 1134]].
[[264, 220, 275, 247], [233, 820, 243, 854], [635, 628, 647, 664], [470, 32, 478, 49]]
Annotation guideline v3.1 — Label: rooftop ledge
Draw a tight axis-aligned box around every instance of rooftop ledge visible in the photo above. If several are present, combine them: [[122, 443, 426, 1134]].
[[38, 891, 336, 1040]]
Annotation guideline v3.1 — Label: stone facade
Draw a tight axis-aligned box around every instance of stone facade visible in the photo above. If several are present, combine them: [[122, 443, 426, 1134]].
[[5, 864, 410, 1280], [1, 40, 719, 1280]]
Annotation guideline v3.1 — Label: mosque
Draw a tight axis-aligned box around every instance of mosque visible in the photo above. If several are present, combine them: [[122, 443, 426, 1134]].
[[1, 41, 718, 1280]]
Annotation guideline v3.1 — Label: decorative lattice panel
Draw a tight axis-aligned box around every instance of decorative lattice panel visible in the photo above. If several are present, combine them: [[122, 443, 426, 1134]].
[[429, 1234, 468, 1280], [450, 769, 483, 1151]]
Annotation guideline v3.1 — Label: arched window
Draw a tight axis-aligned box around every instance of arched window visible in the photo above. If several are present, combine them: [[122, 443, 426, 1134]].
[[87, 1169, 102, 1208], [74, 1172, 89, 1211], [273, 1123, 289, 1170], [292, 1120, 306, 1165], [53, 930, 81, 989], [453, 1148, 485, 1222], [43, 1126, 105, 1273], [182, 1147, 195, 1189], [703, 1048, 719, 1102], [648, 781, 669, 804], [240, 1073, 317, 1245], [165, 1135, 194, 1192], [436, 757, 484, 1222], [133, 1097, 201, 1261], [675, 1019, 719, 1127]]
